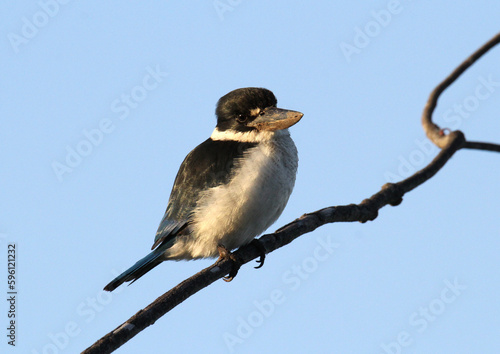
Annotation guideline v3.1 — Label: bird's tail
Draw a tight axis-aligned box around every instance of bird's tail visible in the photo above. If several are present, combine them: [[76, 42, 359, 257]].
[[104, 246, 167, 292]]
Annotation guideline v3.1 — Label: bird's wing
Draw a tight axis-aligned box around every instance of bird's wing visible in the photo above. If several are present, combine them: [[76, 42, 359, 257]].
[[151, 137, 257, 250]]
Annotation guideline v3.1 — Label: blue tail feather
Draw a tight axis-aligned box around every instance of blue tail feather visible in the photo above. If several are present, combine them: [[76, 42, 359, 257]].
[[104, 247, 166, 291]]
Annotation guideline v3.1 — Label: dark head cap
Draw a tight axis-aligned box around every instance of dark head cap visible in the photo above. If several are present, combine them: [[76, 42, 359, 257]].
[[215, 87, 303, 132]]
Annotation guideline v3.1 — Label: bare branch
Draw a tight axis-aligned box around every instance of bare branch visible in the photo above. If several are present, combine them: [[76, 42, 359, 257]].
[[464, 141, 500, 153], [422, 32, 500, 148], [83, 32, 500, 354]]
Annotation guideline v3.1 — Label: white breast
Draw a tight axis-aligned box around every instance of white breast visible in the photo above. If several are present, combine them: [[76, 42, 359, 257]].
[[166, 129, 298, 259]]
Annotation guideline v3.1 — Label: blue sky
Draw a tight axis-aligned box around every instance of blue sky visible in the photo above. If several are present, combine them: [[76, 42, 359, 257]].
[[2, 1, 500, 353]]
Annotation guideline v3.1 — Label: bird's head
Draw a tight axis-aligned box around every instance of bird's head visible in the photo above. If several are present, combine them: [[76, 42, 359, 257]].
[[215, 88, 303, 133]]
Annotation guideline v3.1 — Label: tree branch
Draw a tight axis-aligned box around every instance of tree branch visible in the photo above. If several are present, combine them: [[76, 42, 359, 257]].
[[464, 141, 500, 153], [421, 32, 500, 148], [83, 32, 500, 354]]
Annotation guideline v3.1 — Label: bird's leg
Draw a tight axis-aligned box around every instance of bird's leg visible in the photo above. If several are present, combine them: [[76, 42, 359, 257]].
[[217, 244, 242, 282], [249, 239, 266, 269]]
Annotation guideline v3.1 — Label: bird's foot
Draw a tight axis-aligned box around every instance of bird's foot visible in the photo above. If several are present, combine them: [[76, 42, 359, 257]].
[[250, 239, 266, 269], [217, 245, 242, 282]]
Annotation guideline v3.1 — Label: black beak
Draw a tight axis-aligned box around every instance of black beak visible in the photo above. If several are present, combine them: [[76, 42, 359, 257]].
[[247, 107, 304, 131]]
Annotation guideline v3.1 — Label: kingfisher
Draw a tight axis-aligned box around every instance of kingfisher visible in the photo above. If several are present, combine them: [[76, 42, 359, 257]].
[[104, 87, 303, 291]]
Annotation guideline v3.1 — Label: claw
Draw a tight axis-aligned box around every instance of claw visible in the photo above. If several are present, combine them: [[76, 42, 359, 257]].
[[217, 244, 242, 282], [250, 239, 266, 269]]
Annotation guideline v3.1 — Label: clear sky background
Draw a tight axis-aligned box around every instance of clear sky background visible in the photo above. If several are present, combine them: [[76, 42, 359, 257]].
[[2, 1, 500, 353]]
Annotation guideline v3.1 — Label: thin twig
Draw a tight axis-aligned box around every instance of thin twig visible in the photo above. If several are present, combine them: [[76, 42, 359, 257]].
[[421, 32, 500, 147], [464, 141, 500, 153]]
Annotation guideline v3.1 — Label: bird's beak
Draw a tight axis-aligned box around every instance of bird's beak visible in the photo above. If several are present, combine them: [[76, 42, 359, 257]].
[[247, 107, 304, 131]]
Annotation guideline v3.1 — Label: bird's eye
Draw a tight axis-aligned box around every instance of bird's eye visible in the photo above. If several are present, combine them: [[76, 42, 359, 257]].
[[259, 110, 266, 116], [236, 115, 247, 123]]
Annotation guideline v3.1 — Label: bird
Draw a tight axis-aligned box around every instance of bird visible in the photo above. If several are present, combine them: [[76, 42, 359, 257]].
[[104, 87, 303, 291]]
